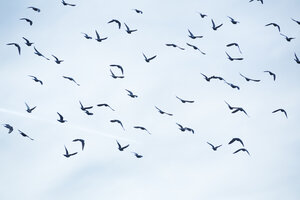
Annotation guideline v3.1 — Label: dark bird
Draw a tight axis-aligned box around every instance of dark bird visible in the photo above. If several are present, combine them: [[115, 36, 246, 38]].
[[110, 119, 125, 130], [155, 106, 173, 116], [233, 148, 250, 155], [200, 73, 212, 82], [85, 110, 93, 115], [210, 75, 224, 81], [263, 71, 276, 81], [226, 43, 242, 54], [108, 19, 121, 29], [224, 81, 240, 90], [28, 6, 40, 12], [224, 101, 237, 110], [176, 123, 194, 134], [25, 102, 36, 113], [62, 76, 80, 86], [291, 18, 300, 25], [95, 30, 108, 42], [22, 37, 34, 46], [57, 112, 67, 123], [20, 18, 33, 26], [125, 89, 138, 98], [165, 43, 185, 50], [228, 138, 244, 147], [176, 96, 194, 103], [186, 43, 206, 55], [133, 9, 143, 14], [272, 109, 288, 118], [132, 152, 143, 158], [265, 23, 280, 32], [197, 12, 207, 18], [2, 124, 13, 134], [249, 0, 263, 4], [33, 47, 50, 60], [28, 75, 43, 85], [228, 16, 239, 24], [207, 142, 222, 151], [97, 103, 115, 111], [18, 130, 34, 140], [110, 69, 124, 79], [188, 29, 203, 39], [211, 19, 223, 31], [294, 53, 300, 64], [81, 32, 92, 39], [124, 23, 137, 34], [73, 139, 85, 150], [6, 43, 21, 55], [52, 55, 64, 64], [63, 146, 77, 158], [225, 52, 243, 61], [239, 73, 260, 82], [62, 0, 76, 6], [116, 140, 129, 151], [143, 53, 157, 62], [110, 64, 124, 75], [232, 107, 249, 117], [280, 33, 295, 42], [134, 126, 151, 134], [79, 101, 93, 111]]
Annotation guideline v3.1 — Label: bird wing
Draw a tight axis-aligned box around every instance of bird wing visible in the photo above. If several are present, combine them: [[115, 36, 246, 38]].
[[225, 52, 232, 59], [57, 112, 63, 120], [207, 142, 214, 148], [176, 123, 183, 129], [211, 19, 216, 28], [188, 29, 194, 37], [148, 55, 157, 61], [125, 89, 133, 95], [95, 30, 100, 39]]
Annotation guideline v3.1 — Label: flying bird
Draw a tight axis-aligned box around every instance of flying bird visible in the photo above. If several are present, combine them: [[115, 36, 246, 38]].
[[224, 101, 237, 110], [265, 23, 280, 32], [165, 43, 185, 50], [116, 140, 129, 151], [110, 119, 125, 130], [62, 76, 80, 86], [263, 71, 276, 81], [211, 19, 223, 30], [200, 73, 212, 82], [95, 30, 108, 42], [233, 148, 250, 156], [22, 37, 34, 46], [125, 89, 138, 98], [228, 16, 239, 24], [110, 64, 124, 75], [20, 18, 33, 26], [25, 102, 36, 113], [134, 126, 151, 134], [133, 9, 143, 14], [186, 43, 206, 55], [225, 52, 243, 61], [63, 146, 77, 158], [228, 138, 244, 147], [110, 69, 124, 79], [188, 29, 203, 39], [2, 124, 13, 134], [197, 12, 207, 18], [294, 53, 300, 64], [155, 106, 173, 116], [57, 112, 67, 123], [52, 55, 64, 64], [6, 43, 21, 55], [224, 81, 240, 90], [132, 152, 143, 158], [291, 18, 300, 25], [176, 123, 194, 134], [28, 6, 40, 12], [62, 0, 76, 6], [97, 103, 115, 111], [232, 107, 249, 116], [84, 110, 93, 115], [108, 19, 121, 29], [124, 23, 137, 34], [239, 73, 260, 82], [249, 0, 263, 4], [226, 43, 242, 54], [81, 32, 92, 39], [79, 101, 93, 111], [272, 109, 288, 118], [33, 47, 50, 60], [207, 142, 222, 151], [280, 33, 295, 42], [18, 130, 34, 140], [176, 96, 194, 103], [143, 53, 157, 62], [73, 139, 85, 150], [28, 75, 43, 85]]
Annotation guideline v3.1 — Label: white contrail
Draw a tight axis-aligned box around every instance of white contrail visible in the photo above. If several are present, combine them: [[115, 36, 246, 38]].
[[0, 107, 136, 143]]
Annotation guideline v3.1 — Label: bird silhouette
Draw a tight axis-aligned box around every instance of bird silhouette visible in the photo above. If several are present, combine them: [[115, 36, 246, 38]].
[[211, 19, 223, 30], [207, 142, 222, 151], [280, 33, 295, 42], [233, 148, 250, 155], [132, 152, 143, 158], [225, 52, 243, 61], [232, 107, 249, 116], [18, 130, 34, 140], [81, 32, 92, 39], [263, 71, 276, 81], [79, 101, 93, 111], [62, 0, 76, 6], [84, 110, 93, 115], [22, 37, 34, 46], [165, 43, 185, 50], [200, 73, 213, 82], [186, 43, 206, 55], [224, 81, 240, 90], [240, 73, 260, 82], [73, 139, 85, 150], [176, 123, 194, 134], [125, 89, 138, 98], [133, 9, 143, 14], [57, 112, 67, 123], [108, 19, 121, 29], [265, 23, 280, 32], [2, 124, 13, 134], [228, 138, 244, 147], [291, 18, 300, 25], [124, 23, 137, 34], [143, 53, 157, 62], [294, 53, 300, 64], [224, 101, 237, 110], [7, 43, 21, 55], [226, 43, 242, 54], [110, 69, 124, 79], [197, 12, 207, 18], [28, 6, 40, 12], [62, 76, 80, 86], [52, 55, 64, 64], [25, 102, 36, 113], [134, 126, 151, 134], [272, 109, 288, 118], [228, 16, 239, 24], [155, 106, 173, 116], [28, 75, 43, 85], [63, 146, 77, 158], [97, 103, 115, 111], [33, 47, 50, 60], [110, 119, 125, 130], [116, 140, 129, 151], [188, 29, 203, 39], [110, 64, 124, 75], [95, 30, 108, 42], [176, 96, 194, 103], [20, 18, 33, 26]]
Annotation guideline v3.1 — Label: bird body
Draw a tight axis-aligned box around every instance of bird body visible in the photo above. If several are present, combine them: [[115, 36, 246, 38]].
[[97, 103, 115, 111], [57, 112, 67, 123], [186, 43, 206, 55], [207, 142, 222, 151], [124, 23, 137, 34], [108, 19, 121, 29], [110, 119, 125, 130], [176, 96, 194, 103], [63, 76, 80, 86], [7, 43, 21, 55], [155, 106, 173, 116], [25, 102, 36, 113], [240, 73, 260, 82], [117, 140, 129, 151], [233, 148, 250, 155], [126, 89, 138, 98], [22, 37, 34, 46], [176, 123, 194, 134], [226, 52, 243, 61], [211, 19, 223, 30], [95, 30, 108, 42], [134, 126, 151, 134], [28, 75, 43, 85], [28, 6, 40, 12], [143, 53, 157, 62], [263, 71, 276, 81], [226, 43, 242, 54], [52, 55, 64, 64], [228, 138, 244, 146], [272, 109, 288, 118], [132, 152, 143, 158], [63, 146, 77, 158], [3, 124, 13, 133], [188, 29, 203, 39], [20, 18, 33, 26], [265, 23, 280, 32], [294, 53, 300, 64], [165, 43, 185, 50], [18, 130, 34, 140], [81, 32, 92, 39]]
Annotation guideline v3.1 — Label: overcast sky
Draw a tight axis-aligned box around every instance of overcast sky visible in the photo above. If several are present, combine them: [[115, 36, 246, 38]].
[[0, 0, 300, 199]]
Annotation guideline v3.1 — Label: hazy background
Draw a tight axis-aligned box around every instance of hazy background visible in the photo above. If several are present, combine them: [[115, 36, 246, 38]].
[[0, 0, 300, 199]]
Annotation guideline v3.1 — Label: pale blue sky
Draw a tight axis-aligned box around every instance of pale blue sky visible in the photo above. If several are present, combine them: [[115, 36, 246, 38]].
[[0, 0, 300, 200]]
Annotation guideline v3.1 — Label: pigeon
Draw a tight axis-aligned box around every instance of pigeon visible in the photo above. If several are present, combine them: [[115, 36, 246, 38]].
[[265, 23, 280, 32], [95, 30, 108, 42], [62, 0, 76, 6], [143, 53, 157, 62], [186, 43, 206, 55], [6, 43, 21, 55], [33, 47, 50, 60], [225, 52, 243, 61], [124, 23, 137, 34], [116, 140, 129, 151], [132, 152, 143, 158], [125, 89, 138, 98], [133, 126, 151, 134], [200, 73, 213, 82], [232, 107, 249, 117], [28, 75, 43, 85], [133, 9, 143, 14], [280, 33, 295, 42], [240, 73, 260, 82], [176, 123, 194, 134], [165, 43, 185, 50], [108, 19, 121, 29], [97, 103, 115, 111], [110, 119, 125, 130], [79, 101, 93, 111], [211, 19, 223, 30], [84, 110, 94, 115], [63, 146, 77, 158], [155, 106, 173, 116], [57, 112, 67, 123], [228, 16, 239, 24], [73, 139, 85, 150], [28, 6, 40, 12], [110, 64, 124, 75], [224, 81, 240, 90], [263, 71, 276, 81], [18, 130, 34, 140], [226, 43, 242, 54], [188, 29, 203, 39], [249, 0, 263, 4], [20, 18, 33, 26], [233, 148, 250, 156], [207, 142, 222, 151], [176, 96, 194, 103], [228, 138, 244, 147], [272, 109, 288, 118], [2, 124, 13, 133], [52, 55, 64, 64], [81, 32, 92, 39], [25, 102, 36, 113], [197, 12, 207, 18], [22, 37, 34, 46], [62, 76, 80, 86]]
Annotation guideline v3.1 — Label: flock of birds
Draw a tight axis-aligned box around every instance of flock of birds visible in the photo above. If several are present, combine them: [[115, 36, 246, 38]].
[[3, 1, 299, 159]]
